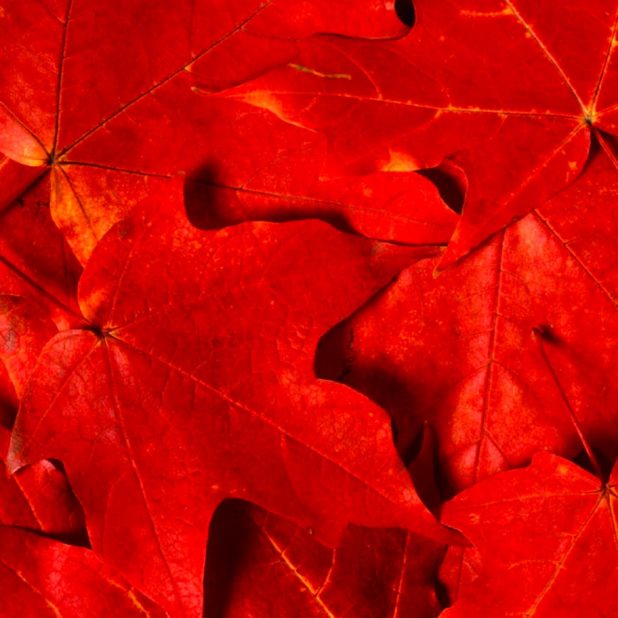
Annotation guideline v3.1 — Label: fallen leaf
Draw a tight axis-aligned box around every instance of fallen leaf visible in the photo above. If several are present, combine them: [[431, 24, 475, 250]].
[[0, 295, 84, 540], [0, 426, 84, 538], [4, 1, 617, 613], [0, 526, 164, 617], [205, 503, 445, 618], [228, 0, 618, 263], [0, 296, 58, 398], [8, 200, 454, 616], [0, 162, 82, 331], [319, 150, 618, 494], [442, 453, 618, 616], [0, 0, 408, 262], [184, 118, 458, 245], [204, 424, 447, 617]]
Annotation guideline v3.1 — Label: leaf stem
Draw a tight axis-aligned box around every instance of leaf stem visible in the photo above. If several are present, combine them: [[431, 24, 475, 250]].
[[532, 326, 604, 479]]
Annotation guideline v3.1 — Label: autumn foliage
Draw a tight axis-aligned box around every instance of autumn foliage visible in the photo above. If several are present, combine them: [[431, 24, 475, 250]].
[[0, 0, 617, 616]]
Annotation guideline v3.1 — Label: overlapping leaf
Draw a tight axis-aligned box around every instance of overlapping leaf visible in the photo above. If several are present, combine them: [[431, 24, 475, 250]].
[[0, 0, 412, 262], [229, 0, 618, 263], [0, 425, 84, 537], [319, 148, 618, 494], [0, 527, 164, 618], [442, 453, 618, 616], [7, 198, 456, 616], [183, 118, 457, 246], [2, 0, 618, 614], [206, 503, 445, 618], [204, 427, 447, 618], [0, 159, 81, 330]]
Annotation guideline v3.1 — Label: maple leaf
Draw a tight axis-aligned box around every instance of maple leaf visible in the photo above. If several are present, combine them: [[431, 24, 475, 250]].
[[0, 526, 165, 617], [0, 295, 85, 539], [318, 148, 618, 495], [227, 0, 618, 264], [0, 155, 44, 210], [204, 425, 447, 617], [0, 0, 408, 263], [0, 296, 140, 615], [0, 296, 59, 398], [0, 426, 84, 538], [0, 159, 82, 331], [184, 113, 458, 246], [441, 453, 618, 616], [5, 1, 618, 612], [205, 502, 445, 618], [7, 200, 456, 617]]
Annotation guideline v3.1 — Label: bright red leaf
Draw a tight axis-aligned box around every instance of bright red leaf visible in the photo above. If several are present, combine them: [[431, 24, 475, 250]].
[[319, 149, 618, 494], [204, 425, 447, 617], [0, 294, 85, 540], [228, 0, 618, 263], [3, 1, 618, 614], [183, 116, 458, 246], [442, 453, 618, 616], [0, 526, 164, 617], [0, 0, 409, 263], [205, 502, 445, 618], [0, 426, 84, 538], [0, 160, 82, 331], [0, 155, 44, 211], [0, 296, 58, 398], [8, 200, 455, 617]]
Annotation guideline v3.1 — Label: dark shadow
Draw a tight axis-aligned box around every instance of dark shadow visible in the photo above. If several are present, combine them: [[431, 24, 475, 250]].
[[48, 457, 68, 474], [0, 362, 17, 429], [572, 449, 606, 477], [79, 323, 106, 339], [419, 161, 466, 215], [532, 323, 561, 345], [184, 162, 236, 230], [22, 524, 90, 548], [314, 319, 352, 383], [184, 162, 350, 232], [395, 0, 416, 27], [0, 403, 15, 430], [435, 571, 453, 610], [315, 301, 430, 471], [203, 500, 255, 618], [8, 524, 88, 548], [589, 132, 603, 159]]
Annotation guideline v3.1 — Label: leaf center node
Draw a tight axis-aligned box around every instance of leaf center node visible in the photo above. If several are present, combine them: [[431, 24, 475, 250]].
[[81, 324, 109, 339], [583, 109, 597, 126]]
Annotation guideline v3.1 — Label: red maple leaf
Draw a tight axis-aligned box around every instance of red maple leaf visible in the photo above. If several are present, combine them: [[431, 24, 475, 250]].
[[0, 157, 82, 331], [318, 148, 618, 494], [228, 0, 618, 264], [204, 425, 447, 617], [183, 117, 458, 246], [205, 502, 445, 618], [442, 452, 618, 616], [0, 0, 408, 263], [7, 199, 456, 616], [3, 1, 618, 614], [0, 274, 153, 617], [0, 425, 84, 537], [0, 294, 85, 539], [0, 526, 165, 617]]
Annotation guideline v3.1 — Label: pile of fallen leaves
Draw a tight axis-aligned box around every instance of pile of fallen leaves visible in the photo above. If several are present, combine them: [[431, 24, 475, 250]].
[[1, 0, 617, 615]]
